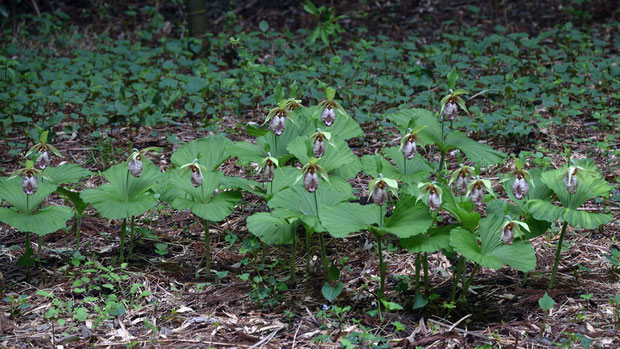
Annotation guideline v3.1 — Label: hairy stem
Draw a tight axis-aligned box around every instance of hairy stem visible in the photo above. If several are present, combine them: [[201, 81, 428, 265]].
[[75, 215, 82, 250], [204, 219, 211, 277], [423, 252, 429, 295], [290, 229, 297, 286], [305, 230, 311, 274], [549, 221, 568, 289], [415, 253, 421, 296], [314, 191, 328, 278], [128, 216, 135, 261], [377, 233, 385, 298], [459, 264, 480, 302], [451, 257, 465, 302], [439, 116, 446, 172], [119, 218, 126, 263]]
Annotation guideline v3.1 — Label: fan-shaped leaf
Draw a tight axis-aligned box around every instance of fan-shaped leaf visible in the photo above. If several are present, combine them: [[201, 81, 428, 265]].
[[0, 205, 73, 235], [171, 135, 232, 171], [320, 202, 379, 238], [247, 212, 300, 245], [0, 176, 58, 214], [44, 164, 92, 184]]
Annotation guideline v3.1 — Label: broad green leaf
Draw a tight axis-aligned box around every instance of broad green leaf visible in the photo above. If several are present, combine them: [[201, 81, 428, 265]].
[[172, 191, 241, 222], [441, 186, 480, 231], [387, 108, 442, 146], [383, 147, 433, 178], [450, 215, 536, 272], [56, 187, 89, 215], [44, 164, 92, 184], [562, 208, 612, 229], [318, 138, 361, 174], [0, 205, 73, 235], [81, 162, 161, 219], [445, 132, 506, 164], [361, 154, 402, 179], [269, 177, 354, 232], [227, 142, 265, 165], [246, 212, 299, 245], [171, 135, 231, 171], [527, 199, 564, 222], [540, 163, 611, 209], [221, 176, 265, 197], [0, 176, 58, 214], [306, 105, 363, 140], [171, 170, 221, 203], [320, 202, 380, 238], [400, 225, 454, 253], [381, 195, 433, 238]]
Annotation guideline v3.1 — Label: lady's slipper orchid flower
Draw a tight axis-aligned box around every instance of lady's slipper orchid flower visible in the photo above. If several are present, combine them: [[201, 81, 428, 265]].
[[368, 174, 398, 206], [417, 182, 443, 211], [398, 126, 426, 160], [310, 129, 336, 159], [449, 165, 474, 194], [127, 147, 161, 178], [295, 158, 329, 193], [25, 130, 63, 170], [465, 178, 495, 207]]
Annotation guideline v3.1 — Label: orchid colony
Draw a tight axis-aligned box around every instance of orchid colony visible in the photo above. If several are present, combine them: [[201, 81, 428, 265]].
[[1, 80, 612, 300]]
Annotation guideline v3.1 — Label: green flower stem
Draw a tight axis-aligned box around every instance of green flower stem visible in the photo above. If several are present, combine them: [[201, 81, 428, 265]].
[[459, 264, 480, 302], [549, 221, 569, 289], [451, 257, 465, 302], [290, 228, 297, 286], [75, 215, 82, 250], [204, 219, 211, 277], [305, 230, 311, 274], [439, 116, 446, 172], [37, 234, 42, 266], [423, 252, 429, 295], [26, 194, 29, 214], [377, 204, 386, 297], [128, 216, 135, 261], [25, 231, 31, 281], [377, 233, 385, 297], [403, 153, 407, 175], [119, 218, 126, 263], [415, 253, 421, 295], [314, 191, 328, 279]]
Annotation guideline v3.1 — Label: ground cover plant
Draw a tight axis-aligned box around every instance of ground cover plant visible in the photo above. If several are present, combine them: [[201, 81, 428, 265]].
[[1, 1, 619, 347]]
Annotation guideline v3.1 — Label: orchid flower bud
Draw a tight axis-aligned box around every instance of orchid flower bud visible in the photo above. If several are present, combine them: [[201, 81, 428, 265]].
[[501, 223, 514, 245], [22, 172, 38, 195], [191, 166, 203, 187], [313, 136, 326, 158], [128, 155, 143, 177], [563, 171, 578, 193], [402, 137, 416, 160], [36, 151, 50, 170], [303, 169, 319, 193], [511, 174, 529, 200], [427, 188, 442, 211], [443, 101, 458, 121], [321, 105, 335, 127], [263, 159, 275, 181], [469, 183, 485, 206], [372, 181, 388, 206]]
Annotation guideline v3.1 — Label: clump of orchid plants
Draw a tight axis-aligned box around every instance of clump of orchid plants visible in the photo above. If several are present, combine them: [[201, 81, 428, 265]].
[[25, 130, 63, 170], [449, 164, 474, 195], [417, 182, 443, 211]]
